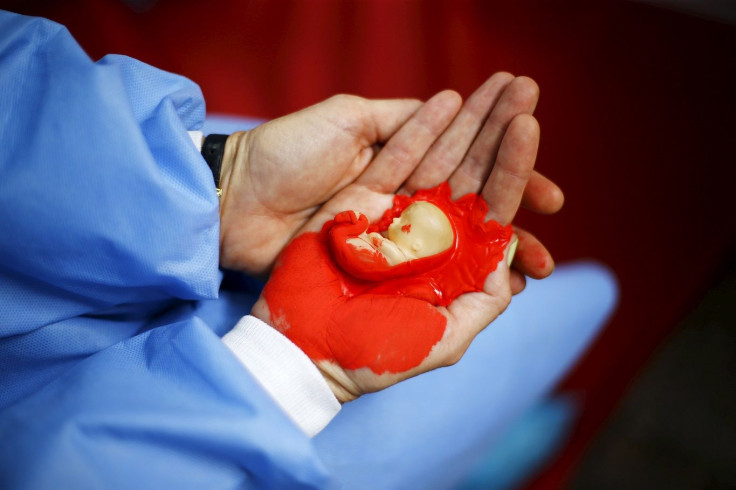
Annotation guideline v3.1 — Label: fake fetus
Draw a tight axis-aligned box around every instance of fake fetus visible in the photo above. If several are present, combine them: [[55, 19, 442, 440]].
[[345, 201, 454, 267], [258, 183, 513, 375]]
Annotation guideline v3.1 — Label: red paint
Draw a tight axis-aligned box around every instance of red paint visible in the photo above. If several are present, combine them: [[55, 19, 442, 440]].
[[261, 183, 512, 374], [401, 224, 412, 233], [328, 183, 513, 305]]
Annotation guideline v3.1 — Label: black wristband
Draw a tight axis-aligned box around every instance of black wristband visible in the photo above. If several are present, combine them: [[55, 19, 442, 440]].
[[201, 134, 229, 189]]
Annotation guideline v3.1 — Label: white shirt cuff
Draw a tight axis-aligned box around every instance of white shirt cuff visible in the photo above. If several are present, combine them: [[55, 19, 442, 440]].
[[222, 315, 341, 437], [188, 130, 204, 151]]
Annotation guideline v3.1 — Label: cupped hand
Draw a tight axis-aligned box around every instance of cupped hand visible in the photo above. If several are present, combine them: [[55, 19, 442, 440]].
[[218, 94, 423, 275], [250, 73, 561, 401], [218, 73, 562, 281]]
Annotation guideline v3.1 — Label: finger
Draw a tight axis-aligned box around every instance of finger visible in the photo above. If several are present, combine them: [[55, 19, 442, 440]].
[[316, 94, 423, 144], [401, 72, 515, 194], [357, 90, 462, 193], [483, 113, 540, 225], [521, 171, 565, 215], [511, 226, 555, 279], [354, 96, 424, 143], [510, 270, 527, 295], [449, 76, 540, 198]]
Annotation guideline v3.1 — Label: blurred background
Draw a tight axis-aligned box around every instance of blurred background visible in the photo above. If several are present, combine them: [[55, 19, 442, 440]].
[[5, 0, 734, 487]]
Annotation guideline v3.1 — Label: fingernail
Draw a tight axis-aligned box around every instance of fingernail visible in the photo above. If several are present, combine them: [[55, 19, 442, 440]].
[[506, 236, 519, 267]]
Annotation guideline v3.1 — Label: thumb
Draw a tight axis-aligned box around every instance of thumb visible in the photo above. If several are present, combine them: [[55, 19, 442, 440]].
[[351, 96, 424, 143]]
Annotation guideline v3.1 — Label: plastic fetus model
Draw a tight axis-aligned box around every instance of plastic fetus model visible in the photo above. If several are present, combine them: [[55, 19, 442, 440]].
[[345, 201, 454, 266], [322, 183, 512, 304], [260, 183, 513, 374]]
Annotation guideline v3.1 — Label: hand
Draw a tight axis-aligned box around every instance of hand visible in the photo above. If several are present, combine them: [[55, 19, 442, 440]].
[[251, 73, 561, 401], [218, 95, 423, 275], [396, 73, 562, 293], [218, 74, 562, 282]]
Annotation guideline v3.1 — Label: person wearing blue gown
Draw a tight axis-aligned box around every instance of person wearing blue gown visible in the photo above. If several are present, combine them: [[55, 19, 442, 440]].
[[0, 10, 617, 489]]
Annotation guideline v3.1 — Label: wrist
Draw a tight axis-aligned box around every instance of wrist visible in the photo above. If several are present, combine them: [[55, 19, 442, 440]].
[[218, 131, 248, 269], [219, 131, 247, 211], [315, 361, 361, 403]]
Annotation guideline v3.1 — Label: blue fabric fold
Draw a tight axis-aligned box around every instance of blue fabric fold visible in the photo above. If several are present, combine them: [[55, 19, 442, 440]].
[[0, 11, 330, 489]]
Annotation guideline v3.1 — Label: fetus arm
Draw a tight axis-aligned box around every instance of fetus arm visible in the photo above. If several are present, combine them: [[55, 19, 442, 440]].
[[347, 232, 412, 266]]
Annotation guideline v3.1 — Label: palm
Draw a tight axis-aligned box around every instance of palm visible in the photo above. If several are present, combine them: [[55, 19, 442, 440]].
[[243, 101, 380, 211], [309, 190, 518, 400], [313, 282, 515, 401], [340, 272, 515, 398], [248, 74, 563, 401]]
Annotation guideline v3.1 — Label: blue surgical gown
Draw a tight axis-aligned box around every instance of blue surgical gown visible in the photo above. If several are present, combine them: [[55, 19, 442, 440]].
[[0, 10, 619, 490], [0, 11, 331, 489]]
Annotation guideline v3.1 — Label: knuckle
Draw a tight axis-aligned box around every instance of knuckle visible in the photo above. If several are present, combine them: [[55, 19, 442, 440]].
[[503, 160, 533, 183], [443, 349, 463, 367], [328, 93, 361, 107], [385, 141, 414, 167], [497, 288, 512, 312], [441, 334, 470, 367]]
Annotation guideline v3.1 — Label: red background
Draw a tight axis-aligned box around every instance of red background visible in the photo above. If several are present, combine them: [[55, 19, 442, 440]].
[[8, 0, 736, 486]]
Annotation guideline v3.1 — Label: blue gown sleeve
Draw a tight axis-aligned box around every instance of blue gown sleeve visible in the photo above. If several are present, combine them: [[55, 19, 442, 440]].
[[0, 11, 331, 489]]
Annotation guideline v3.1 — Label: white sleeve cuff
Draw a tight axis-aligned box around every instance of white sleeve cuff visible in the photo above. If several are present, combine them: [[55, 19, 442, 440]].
[[222, 315, 341, 437], [188, 130, 204, 151]]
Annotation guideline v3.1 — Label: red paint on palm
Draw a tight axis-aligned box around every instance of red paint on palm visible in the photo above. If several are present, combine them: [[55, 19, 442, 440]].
[[262, 227, 447, 373], [262, 183, 511, 374]]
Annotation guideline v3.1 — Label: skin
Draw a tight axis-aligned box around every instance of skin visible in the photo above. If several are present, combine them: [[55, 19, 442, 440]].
[[217, 73, 563, 402]]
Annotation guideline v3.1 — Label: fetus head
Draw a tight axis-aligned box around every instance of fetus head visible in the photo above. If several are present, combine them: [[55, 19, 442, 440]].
[[386, 201, 454, 259]]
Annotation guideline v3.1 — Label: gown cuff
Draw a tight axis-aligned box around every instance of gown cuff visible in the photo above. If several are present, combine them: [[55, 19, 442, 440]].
[[188, 130, 204, 151], [222, 315, 341, 437]]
